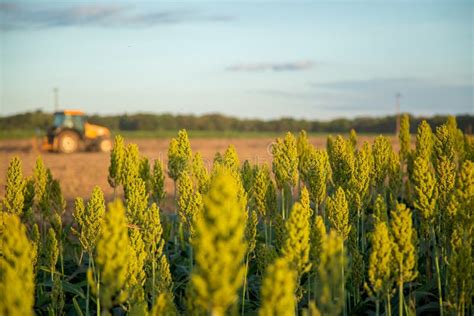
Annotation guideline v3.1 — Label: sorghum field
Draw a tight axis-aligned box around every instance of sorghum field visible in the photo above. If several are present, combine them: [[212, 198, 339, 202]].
[[1, 115, 473, 316]]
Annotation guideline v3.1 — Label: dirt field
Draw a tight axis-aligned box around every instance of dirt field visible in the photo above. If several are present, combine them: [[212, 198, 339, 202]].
[[0, 135, 398, 213]]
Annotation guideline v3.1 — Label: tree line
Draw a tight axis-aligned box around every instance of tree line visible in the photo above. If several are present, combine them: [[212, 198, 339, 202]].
[[1, 110, 472, 134]]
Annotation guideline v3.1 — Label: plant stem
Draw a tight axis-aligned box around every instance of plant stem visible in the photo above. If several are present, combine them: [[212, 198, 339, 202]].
[[179, 222, 185, 250], [341, 241, 346, 316], [189, 243, 194, 271], [90, 257, 100, 316], [307, 273, 311, 303], [269, 220, 273, 244], [152, 250, 156, 307], [289, 186, 294, 218], [425, 231, 432, 282], [357, 207, 361, 249], [432, 227, 444, 316], [174, 179, 179, 249], [376, 299, 380, 316], [281, 188, 285, 220], [60, 245, 64, 275], [97, 269, 100, 316], [361, 207, 366, 251], [386, 293, 392, 316], [241, 254, 249, 316], [399, 281, 404, 316], [264, 220, 268, 246], [86, 255, 91, 316]]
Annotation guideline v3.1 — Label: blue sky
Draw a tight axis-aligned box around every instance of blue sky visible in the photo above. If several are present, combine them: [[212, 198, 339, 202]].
[[0, 0, 472, 119]]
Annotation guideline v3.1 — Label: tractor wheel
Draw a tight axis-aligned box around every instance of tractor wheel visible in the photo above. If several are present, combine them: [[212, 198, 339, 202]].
[[99, 138, 112, 152], [58, 131, 80, 153]]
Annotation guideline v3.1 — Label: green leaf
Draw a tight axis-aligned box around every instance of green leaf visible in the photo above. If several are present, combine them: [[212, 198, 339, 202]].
[[72, 296, 85, 316], [62, 280, 86, 299]]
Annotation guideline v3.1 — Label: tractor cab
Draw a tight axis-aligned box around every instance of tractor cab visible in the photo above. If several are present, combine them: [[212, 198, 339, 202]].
[[43, 110, 111, 153], [53, 110, 86, 132]]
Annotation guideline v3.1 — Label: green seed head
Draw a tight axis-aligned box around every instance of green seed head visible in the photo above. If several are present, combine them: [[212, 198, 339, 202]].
[[0, 214, 35, 316], [253, 164, 271, 219], [326, 187, 351, 241], [168, 129, 192, 181], [316, 231, 347, 316], [94, 200, 131, 310], [399, 114, 411, 162], [3, 156, 26, 215], [272, 132, 299, 189], [372, 135, 392, 191], [415, 120, 434, 160], [192, 152, 210, 194], [223, 144, 240, 173], [282, 201, 312, 276], [108, 135, 125, 188], [258, 258, 297, 316], [390, 203, 417, 285], [190, 168, 247, 314], [151, 159, 166, 204], [366, 222, 393, 300], [327, 135, 354, 190], [45, 228, 59, 273]]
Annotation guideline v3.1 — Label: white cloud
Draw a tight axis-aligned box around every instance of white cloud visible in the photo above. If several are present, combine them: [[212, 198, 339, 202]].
[[227, 60, 314, 72], [0, 3, 234, 30]]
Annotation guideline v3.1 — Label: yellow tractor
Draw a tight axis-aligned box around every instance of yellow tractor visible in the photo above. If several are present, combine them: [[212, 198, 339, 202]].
[[42, 110, 112, 153]]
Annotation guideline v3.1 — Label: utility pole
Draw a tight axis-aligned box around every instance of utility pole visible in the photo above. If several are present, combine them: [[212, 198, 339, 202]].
[[395, 92, 402, 135], [53, 87, 59, 112]]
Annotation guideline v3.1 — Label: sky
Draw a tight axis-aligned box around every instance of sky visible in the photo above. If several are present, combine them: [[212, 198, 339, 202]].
[[0, 0, 472, 120]]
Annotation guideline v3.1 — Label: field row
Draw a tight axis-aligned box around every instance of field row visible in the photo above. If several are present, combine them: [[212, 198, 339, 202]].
[[1, 115, 473, 315]]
